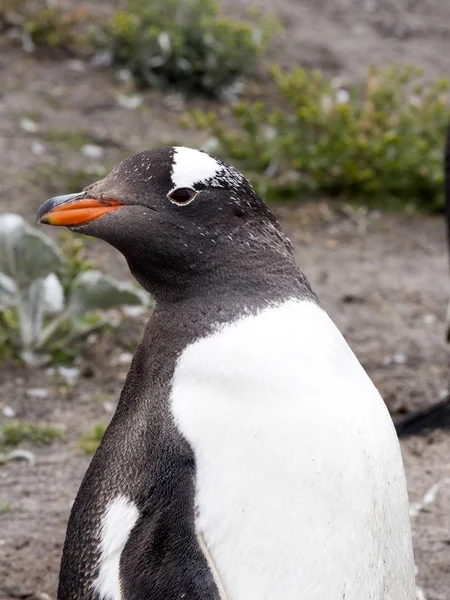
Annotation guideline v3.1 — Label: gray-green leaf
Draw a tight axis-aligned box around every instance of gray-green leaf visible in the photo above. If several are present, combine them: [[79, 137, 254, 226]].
[[0, 213, 65, 286], [0, 272, 17, 308], [68, 270, 148, 314]]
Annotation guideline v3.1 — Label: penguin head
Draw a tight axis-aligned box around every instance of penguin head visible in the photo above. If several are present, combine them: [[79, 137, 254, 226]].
[[37, 147, 293, 301]]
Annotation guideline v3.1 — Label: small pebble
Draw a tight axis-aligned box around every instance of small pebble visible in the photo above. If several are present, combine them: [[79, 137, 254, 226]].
[[117, 94, 143, 110], [422, 314, 436, 325], [7, 449, 36, 466], [336, 89, 350, 104], [57, 367, 81, 385], [20, 117, 38, 133], [31, 141, 45, 155], [81, 144, 104, 159], [116, 352, 133, 365], [91, 50, 113, 67], [26, 388, 49, 399], [68, 59, 85, 72], [122, 305, 148, 318], [393, 353, 407, 365], [2, 406, 15, 418], [28, 593, 51, 600], [163, 93, 185, 112], [117, 68, 132, 82], [103, 401, 114, 413]]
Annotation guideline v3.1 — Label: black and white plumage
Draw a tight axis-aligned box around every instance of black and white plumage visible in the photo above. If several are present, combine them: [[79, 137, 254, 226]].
[[38, 147, 415, 600]]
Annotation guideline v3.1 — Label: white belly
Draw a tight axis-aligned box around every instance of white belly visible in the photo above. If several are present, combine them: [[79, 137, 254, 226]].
[[171, 300, 415, 600]]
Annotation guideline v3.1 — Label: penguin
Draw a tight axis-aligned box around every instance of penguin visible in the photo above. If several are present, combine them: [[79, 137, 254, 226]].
[[445, 123, 450, 342], [37, 147, 415, 600], [395, 125, 450, 437]]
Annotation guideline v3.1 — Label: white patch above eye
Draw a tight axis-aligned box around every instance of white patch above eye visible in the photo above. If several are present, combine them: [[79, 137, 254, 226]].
[[94, 495, 140, 600], [172, 147, 221, 188], [172, 147, 245, 189]]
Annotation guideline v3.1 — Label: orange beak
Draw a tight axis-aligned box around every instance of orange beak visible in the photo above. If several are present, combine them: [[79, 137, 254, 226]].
[[37, 193, 123, 226]]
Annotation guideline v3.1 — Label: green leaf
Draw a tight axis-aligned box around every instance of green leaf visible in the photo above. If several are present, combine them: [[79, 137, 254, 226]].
[[0, 272, 17, 309], [41, 273, 64, 314], [67, 270, 149, 314], [0, 214, 66, 286]]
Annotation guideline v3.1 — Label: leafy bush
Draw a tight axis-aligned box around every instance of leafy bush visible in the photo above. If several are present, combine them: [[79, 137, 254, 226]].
[[99, 0, 276, 95], [1, 0, 93, 55], [0, 214, 149, 366], [2, 0, 276, 95], [193, 65, 450, 210]]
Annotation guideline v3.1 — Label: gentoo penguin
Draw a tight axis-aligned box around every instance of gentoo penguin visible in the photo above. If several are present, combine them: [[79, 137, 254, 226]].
[[37, 147, 415, 600], [395, 126, 450, 437], [445, 123, 450, 342]]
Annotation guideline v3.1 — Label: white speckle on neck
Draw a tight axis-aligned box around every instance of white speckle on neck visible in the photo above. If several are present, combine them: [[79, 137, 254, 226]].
[[171, 147, 245, 190], [94, 495, 139, 600]]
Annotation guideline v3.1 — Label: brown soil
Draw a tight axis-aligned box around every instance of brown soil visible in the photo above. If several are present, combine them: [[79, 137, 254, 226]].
[[1, 0, 450, 599]]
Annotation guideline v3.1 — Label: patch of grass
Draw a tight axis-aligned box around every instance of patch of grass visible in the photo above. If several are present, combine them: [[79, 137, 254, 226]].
[[0, 421, 64, 448], [192, 64, 450, 210], [99, 0, 278, 96], [0, 501, 12, 515], [44, 128, 97, 150], [77, 424, 107, 454], [0, 310, 20, 362]]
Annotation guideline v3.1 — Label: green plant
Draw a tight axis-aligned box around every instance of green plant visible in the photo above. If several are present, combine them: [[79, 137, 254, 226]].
[[99, 0, 277, 95], [0, 214, 149, 365], [0, 421, 64, 448], [44, 128, 97, 150], [193, 64, 450, 210], [57, 230, 94, 295], [0, 501, 12, 514], [77, 424, 106, 454]]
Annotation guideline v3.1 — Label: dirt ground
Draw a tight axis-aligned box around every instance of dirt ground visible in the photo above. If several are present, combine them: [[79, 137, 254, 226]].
[[1, 0, 450, 599]]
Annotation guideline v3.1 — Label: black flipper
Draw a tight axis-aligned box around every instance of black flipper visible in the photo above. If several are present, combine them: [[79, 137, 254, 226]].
[[395, 396, 450, 438]]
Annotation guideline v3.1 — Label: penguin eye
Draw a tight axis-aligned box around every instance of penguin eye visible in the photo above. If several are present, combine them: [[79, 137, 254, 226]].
[[167, 188, 197, 205]]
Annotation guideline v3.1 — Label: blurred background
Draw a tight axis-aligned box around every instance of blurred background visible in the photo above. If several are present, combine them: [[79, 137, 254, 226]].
[[0, 0, 449, 598]]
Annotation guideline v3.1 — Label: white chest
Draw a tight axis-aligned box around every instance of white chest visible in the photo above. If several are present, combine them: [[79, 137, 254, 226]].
[[171, 300, 415, 600]]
